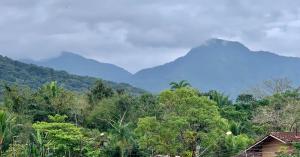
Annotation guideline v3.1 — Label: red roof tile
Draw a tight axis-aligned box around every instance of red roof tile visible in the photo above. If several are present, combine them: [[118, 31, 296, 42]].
[[270, 132, 300, 143]]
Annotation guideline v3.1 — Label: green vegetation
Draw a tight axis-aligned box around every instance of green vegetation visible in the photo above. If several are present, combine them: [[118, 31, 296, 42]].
[[0, 55, 145, 95], [169, 80, 191, 90], [0, 78, 299, 156], [277, 143, 300, 157]]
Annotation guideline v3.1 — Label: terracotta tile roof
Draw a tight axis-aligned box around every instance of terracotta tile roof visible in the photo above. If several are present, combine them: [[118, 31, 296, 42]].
[[237, 132, 300, 157], [270, 132, 300, 143]]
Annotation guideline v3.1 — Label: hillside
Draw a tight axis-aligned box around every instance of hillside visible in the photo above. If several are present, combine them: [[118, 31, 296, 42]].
[[131, 39, 300, 95], [23, 52, 132, 83], [17, 39, 300, 96], [0, 55, 145, 94]]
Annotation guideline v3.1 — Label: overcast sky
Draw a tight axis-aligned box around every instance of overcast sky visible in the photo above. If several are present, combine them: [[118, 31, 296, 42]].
[[1, 0, 300, 72]]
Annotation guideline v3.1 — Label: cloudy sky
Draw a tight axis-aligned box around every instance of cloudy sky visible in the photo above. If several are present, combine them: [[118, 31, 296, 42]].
[[1, 0, 300, 72]]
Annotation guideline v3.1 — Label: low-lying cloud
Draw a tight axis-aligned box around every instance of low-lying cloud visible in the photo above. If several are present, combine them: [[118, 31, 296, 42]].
[[1, 0, 300, 72]]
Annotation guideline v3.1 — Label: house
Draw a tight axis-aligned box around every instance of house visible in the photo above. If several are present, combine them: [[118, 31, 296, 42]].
[[238, 132, 300, 157]]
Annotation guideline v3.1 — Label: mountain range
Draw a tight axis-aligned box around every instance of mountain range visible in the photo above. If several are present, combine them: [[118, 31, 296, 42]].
[[0, 55, 145, 94], [22, 39, 300, 96], [23, 52, 132, 83]]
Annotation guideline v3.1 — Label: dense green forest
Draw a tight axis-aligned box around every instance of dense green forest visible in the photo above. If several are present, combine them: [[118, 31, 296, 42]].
[[0, 55, 145, 94], [0, 78, 299, 157]]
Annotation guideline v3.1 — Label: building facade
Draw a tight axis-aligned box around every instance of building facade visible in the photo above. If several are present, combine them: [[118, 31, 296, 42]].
[[238, 132, 300, 157]]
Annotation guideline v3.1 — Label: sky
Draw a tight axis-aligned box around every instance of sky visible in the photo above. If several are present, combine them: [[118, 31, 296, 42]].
[[1, 0, 300, 72]]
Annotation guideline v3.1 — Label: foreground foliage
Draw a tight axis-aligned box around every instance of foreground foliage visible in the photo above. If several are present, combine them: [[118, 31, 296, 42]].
[[0, 79, 299, 156]]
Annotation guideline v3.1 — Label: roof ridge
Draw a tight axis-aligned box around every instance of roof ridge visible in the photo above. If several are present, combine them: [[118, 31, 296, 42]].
[[270, 132, 300, 143]]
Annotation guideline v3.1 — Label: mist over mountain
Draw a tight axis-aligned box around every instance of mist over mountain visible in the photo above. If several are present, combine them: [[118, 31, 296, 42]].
[[20, 39, 300, 96], [23, 52, 132, 83]]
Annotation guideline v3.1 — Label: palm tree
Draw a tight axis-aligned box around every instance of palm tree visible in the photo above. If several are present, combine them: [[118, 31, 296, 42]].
[[169, 80, 191, 90], [207, 90, 232, 107], [30, 130, 47, 157], [105, 111, 134, 157]]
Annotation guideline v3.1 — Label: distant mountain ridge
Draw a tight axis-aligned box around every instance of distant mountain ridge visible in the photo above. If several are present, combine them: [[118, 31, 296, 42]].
[[0, 55, 145, 94], [23, 52, 132, 83], [130, 39, 300, 95], [19, 39, 300, 96]]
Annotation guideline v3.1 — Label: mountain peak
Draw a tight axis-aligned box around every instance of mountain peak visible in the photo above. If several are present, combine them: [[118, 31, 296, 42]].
[[185, 39, 250, 58], [201, 38, 249, 51], [60, 51, 82, 58], [25, 51, 132, 83], [132, 39, 300, 96]]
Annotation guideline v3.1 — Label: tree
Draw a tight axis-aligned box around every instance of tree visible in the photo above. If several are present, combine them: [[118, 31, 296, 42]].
[[135, 117, 160, 156], [217, 134, 253, 157], [108, 112, 134, 157], [86, 92, 141, 129], [135, 93, 161, 118], [136, 88, 229, 157], [3, 84, 31, 113], [0, 110, 14, 154], [169, 80, 191, 90], [85, 93, 140, 156], [235, 94, 260, 116], [30, 129, 47, 157], [236, 94, 256, 105], [87, 80, 114, 106], [248, 78, 293, 98], [31, 82, 76, 122], [253, 90, 300, 132], [32, 115, 101, 157], [205, 90, 232, 107]]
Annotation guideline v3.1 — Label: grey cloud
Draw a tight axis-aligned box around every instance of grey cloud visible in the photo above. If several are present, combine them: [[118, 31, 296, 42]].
[[0, 0, 300, 72]]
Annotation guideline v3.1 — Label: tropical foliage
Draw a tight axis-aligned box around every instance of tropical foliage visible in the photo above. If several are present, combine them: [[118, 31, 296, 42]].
[[0, 79, 299, 156]]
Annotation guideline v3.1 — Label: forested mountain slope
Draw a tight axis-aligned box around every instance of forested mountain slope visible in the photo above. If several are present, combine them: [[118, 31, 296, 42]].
[[0, 55, 144, 94]]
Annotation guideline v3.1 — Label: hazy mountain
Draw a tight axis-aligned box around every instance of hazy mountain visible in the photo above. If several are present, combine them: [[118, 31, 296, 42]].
[[130, 39, 300, 96], [19, 39, 300, 96], [0, 55, 145, 94], [23, 52, 132, 83]]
